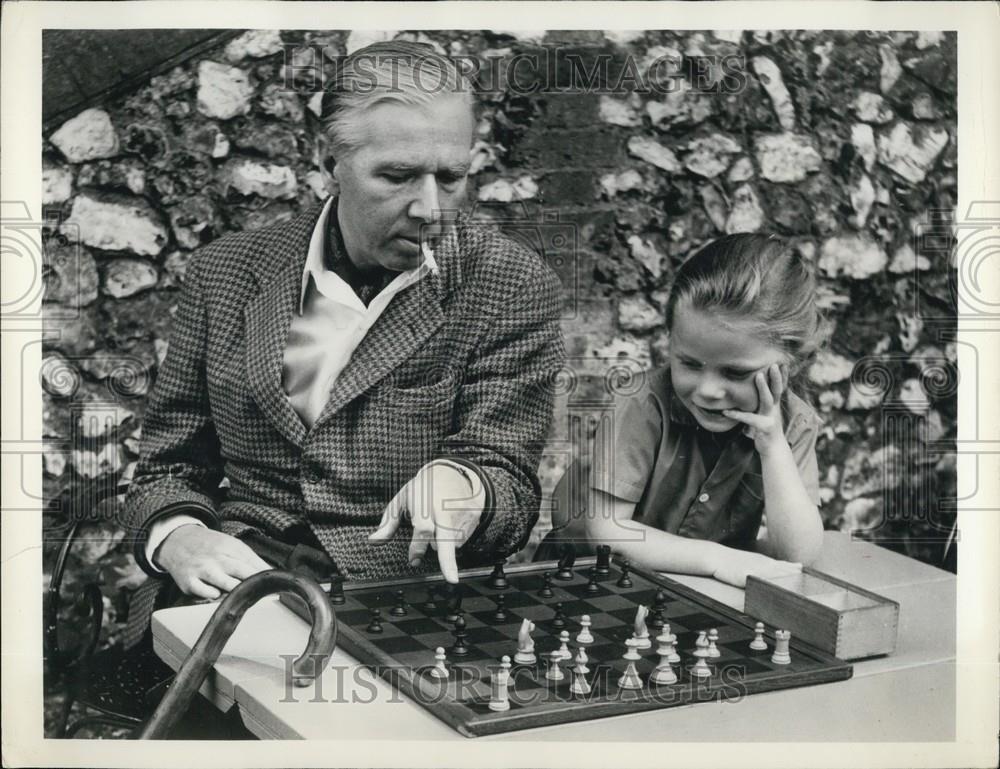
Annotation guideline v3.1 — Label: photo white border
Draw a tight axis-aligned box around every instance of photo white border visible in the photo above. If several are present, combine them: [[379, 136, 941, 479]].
[[3, 2, 997, 767]]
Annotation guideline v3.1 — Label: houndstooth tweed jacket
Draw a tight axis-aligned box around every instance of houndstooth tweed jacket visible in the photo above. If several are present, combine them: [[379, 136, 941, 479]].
[[122, 199, 565, 584]]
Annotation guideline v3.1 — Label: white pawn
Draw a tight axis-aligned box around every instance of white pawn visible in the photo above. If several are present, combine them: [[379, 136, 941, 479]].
[[429, 646, 449, 679], [545, 650, 565, 681], [749, 622, 768, 651], [662, 623, 680, 663], [692, 631, 710, 658], [650, 631, 678, 685], [633, 605, 652, 650], [691, 656, 712, 678], [771, 629, 792, 665], [556, 630, 572, 661], [514, 618, 536, 664], [569, 648, 591, 696], [489, 656, 512, 711], [708, 628, 721, 658], [617, 637, 644, 690], [576, 614, 594, 644]]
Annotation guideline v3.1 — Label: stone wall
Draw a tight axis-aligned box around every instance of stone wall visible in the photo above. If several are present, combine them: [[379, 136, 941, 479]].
[[41, 30, 958, 641]]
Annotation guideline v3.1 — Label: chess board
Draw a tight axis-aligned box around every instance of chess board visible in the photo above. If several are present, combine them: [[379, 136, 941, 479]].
[[279, 557, 853, 737]]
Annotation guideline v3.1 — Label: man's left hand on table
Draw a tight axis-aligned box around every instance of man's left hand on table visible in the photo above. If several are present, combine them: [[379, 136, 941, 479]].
[[368, 460, 487, 583]]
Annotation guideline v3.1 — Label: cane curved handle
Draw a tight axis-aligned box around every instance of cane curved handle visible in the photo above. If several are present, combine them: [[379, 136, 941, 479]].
[[137, 570, 336, 739]]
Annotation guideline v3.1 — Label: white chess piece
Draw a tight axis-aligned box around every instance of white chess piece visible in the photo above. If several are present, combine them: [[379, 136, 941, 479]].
[[650, 631, 678, 685], [514, 618, 537, 664], [691, 655, 712, 678], [489, 656, 512, 711], [569, 648, 591, 695], [708, 628, 721, 658], [662, 623, 680, 663], [576, 614, 594, 644], [556, 630, 572, 661], [749, 621, 768, 651], [633, 605, 651, 649], [429, 646, 449, 679], [545, 650, 565, 681], [771, 629, 792, 665], [617, 637, 644, 690], [692, 630, 710, 657]]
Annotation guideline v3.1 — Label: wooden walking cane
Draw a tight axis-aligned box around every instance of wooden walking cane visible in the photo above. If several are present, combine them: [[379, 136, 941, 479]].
[[136, 570, 337, 739]]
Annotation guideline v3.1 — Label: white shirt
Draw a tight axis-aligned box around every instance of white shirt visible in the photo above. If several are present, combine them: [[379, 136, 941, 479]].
[[146, 198, 482, 569]]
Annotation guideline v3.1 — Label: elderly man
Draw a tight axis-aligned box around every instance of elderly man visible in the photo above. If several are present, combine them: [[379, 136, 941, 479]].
[[122, 41, 564, 644]]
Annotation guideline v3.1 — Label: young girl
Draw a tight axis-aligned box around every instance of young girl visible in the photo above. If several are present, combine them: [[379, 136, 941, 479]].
[[540, 234, 824, 587]]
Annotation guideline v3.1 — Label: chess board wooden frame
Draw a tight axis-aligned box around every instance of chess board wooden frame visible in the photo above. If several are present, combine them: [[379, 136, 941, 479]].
[[280, 557, 853, 737]]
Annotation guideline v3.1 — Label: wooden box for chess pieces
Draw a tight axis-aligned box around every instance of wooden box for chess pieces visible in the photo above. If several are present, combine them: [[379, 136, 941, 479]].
[[745, 568, 899, 660]]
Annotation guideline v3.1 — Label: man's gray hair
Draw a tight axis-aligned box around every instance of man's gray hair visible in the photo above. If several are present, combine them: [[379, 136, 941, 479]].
[[320, 40, 476, 159]]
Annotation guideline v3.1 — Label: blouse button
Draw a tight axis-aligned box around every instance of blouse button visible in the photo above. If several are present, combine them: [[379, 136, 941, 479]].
[[698, 492, 710, 503]]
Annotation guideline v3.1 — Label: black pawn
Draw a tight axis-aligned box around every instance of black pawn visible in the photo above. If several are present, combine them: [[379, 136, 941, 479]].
[[617, 559, 633, 589], [653, 590, 668, 612], [492, 594, 508, 623], [366, 608, 383, 634], [552, 602, 567, 630], [424, 586, 438, 612], [585, 567, 601, 596], [538, 571, 554, 599], [555, 545, 576, 580], [595, 544, 612, 577], [451, 615, 469, 656], [328, 576, 345, 606], [489, 559, 509, 590], [390, 589, 407, 617]]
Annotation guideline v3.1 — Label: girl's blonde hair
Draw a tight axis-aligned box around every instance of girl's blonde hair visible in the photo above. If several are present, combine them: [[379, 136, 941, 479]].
[[665, 234, 821, 375]]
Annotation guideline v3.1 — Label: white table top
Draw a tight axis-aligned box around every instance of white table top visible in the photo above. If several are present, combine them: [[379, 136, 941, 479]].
[[152, 532, 956, 740]]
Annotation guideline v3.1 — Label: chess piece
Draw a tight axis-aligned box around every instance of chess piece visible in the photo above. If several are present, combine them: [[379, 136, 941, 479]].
[[428, 646, 449, 679], [390, 589, 407, 617], [662, 623, 680, 663], [569, 648, 591, 695], [423, 586, 438, 613], [616, 559, 633, 589], [489, 559, 509, 591], [328, 576, 345, 605], [691, 656, 712, 678], [366, 608, 383, 634], [708, 628, 721, 658], [649, 591, 667, 630], [617, 637, 643, 690], [555, 544, 576, 580], [492, 593, 508, 623], [441, 583, 462, 623], [538, 571, 555, 599], [633, 605, 651, 649], [692, 631, 710, 657], [556, 630, 572, 661], [650, 631, 678, 685], [771, 629, 792, 665], [514, 618, 537, 664], [575, 614, 594, 644], [595, 544, 612, 577], [551, 602, 567, 630], [489, 656, 512, 712], [749, 622, 768, 651], [585, 567, 601, 596], [451, 615, 469, 657], [545, 650, 565, 682]]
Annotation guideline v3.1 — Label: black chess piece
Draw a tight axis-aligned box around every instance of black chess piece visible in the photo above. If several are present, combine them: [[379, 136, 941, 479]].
[[650, 605, 666, 631], [492, 594, 508, 623], [390, 589, 407, 617], [617, 559, 633, 589], [441, 583, 462, 623], [595, 544, 612, 577], [555, 544, 576, 580], [489, 559, 509, 590], [585, 567, 601, 596], [451, 615, 469, 656], [366, 608, 383, 634], [538, 571, 555, 598], [328, 576, 345, 605], [552, 602, 567, 630], [424, 586, 438, 612]]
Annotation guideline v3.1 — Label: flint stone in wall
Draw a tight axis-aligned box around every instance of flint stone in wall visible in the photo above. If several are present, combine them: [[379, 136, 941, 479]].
[[225, 30, 284, 62], [842, 497, 881, 532], [627, 136, 682, 173], [225, 158, 298, 199], [77, 158, 147, 195], [44, 241, 99, 306], [878, 43, 903, 94], [753, 133, 823, 183], [61, 194, 169, 256], [477, 176, 539, 202], [102, 258, 159, 299], [751, 56, 796, 131], [852, 92, 894, 124], [43, 449, 68, 478], [724, 184, 764, 234], [618, 295, 664, 332], [645, 83, 714, 129], [699, 184, 728, 231], [684, 134, 742, 178], [850, 124, 877, 172], [196, 61, 254, 120], [846, 380, 885, 411], [168, 196, 218, 249], [600, 169, 646, 198], [233, 123, 299, 159], [808, 351, 855, 386], [42, 165, 74, 205], [727, 156, 755, 183], [259, 83, 306, 122], [626, 235, 665, 279], [599, 95, 641, 127], [50, 108, 120, 163], [149, 66, 195, 100], [818, 234, 888, 279], [877, 122, 948, 184], [72, 443, 124, 480], [849, 174, 876, 228], [888, 244, 931, 273]]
